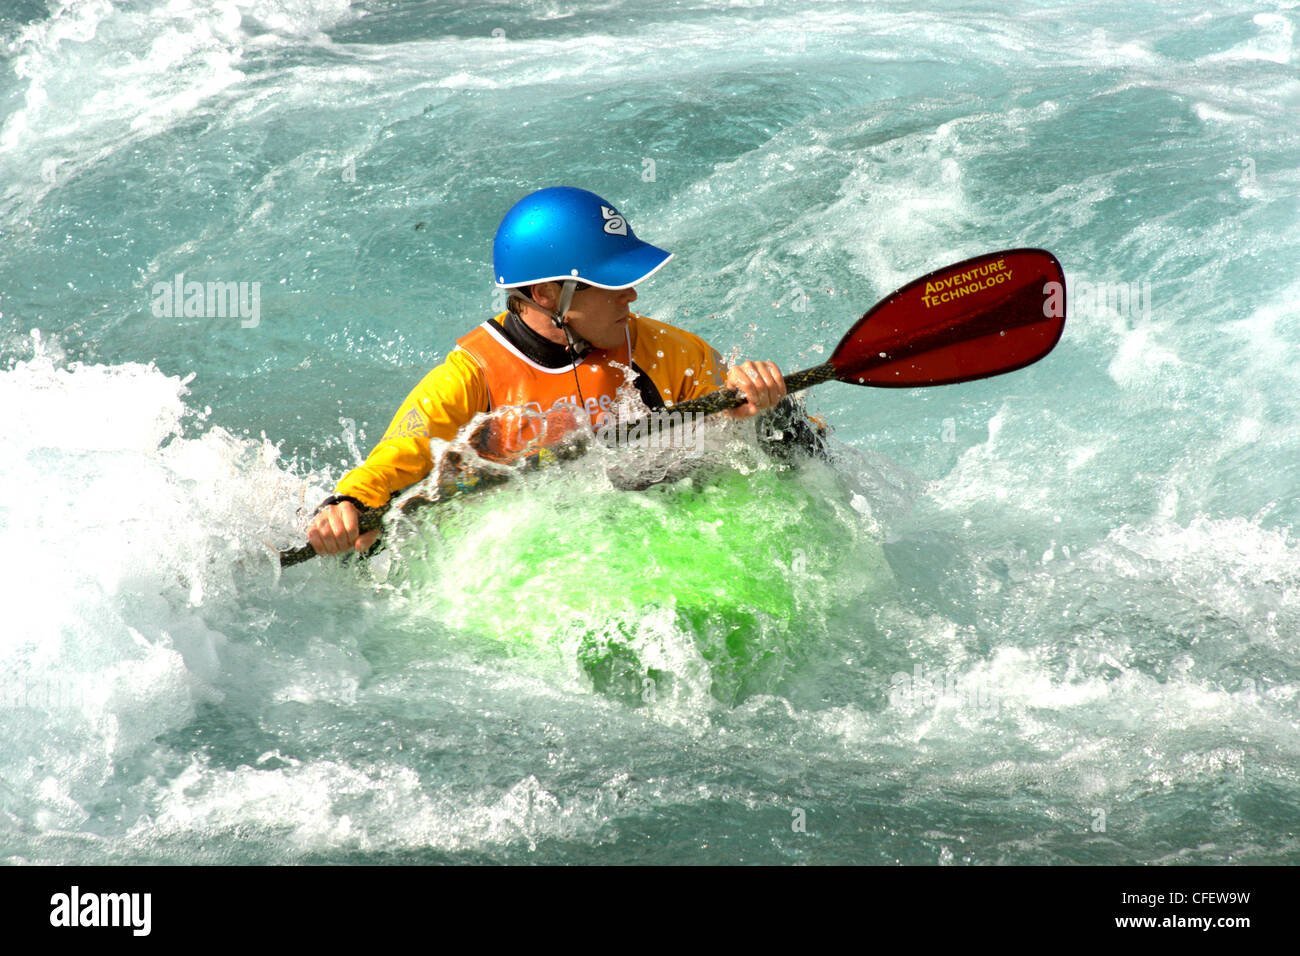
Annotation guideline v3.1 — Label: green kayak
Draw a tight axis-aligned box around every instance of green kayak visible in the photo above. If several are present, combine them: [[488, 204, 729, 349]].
[[394, 457, 892, 705]]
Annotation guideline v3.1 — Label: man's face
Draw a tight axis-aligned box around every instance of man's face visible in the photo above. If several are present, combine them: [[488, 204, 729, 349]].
[[551, 283, 638, 351]]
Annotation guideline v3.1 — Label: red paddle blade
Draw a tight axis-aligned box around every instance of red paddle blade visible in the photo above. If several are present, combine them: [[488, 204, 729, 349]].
[[831, 248, 1066, 387]]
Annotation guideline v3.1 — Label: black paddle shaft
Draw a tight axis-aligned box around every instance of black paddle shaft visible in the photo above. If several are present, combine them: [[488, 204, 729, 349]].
[[663, 363, 837, 416], [278, 504, 390, 568], [276, 439, 584, 568]]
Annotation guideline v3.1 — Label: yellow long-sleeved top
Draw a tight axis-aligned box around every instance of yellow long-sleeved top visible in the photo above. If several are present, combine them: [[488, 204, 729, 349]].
[[335, 312, 725, 508]]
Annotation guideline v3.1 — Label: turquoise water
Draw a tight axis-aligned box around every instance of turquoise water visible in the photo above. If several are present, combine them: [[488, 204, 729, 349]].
[[2, 0, 1299, 864]]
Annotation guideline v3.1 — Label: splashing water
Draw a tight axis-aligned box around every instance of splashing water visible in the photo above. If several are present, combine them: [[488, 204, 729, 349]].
[[3, 0, 1299, 864]]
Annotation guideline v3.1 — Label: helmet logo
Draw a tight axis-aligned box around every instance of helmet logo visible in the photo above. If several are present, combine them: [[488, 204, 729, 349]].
[[600, 205, 628, 236]]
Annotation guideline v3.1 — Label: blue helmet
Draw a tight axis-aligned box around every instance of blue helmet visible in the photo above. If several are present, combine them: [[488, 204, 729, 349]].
[[493, 186, 672, 290]]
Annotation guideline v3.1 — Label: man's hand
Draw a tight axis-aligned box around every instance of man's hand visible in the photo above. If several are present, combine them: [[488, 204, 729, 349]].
[[307, 501, 382, 556], [724, 360, 786, 419]]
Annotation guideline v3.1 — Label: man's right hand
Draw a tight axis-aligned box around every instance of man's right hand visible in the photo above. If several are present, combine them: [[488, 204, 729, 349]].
[[307, 501, 382, 556]]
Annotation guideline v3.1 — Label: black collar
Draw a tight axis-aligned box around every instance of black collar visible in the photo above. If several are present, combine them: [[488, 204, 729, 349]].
[[495, 311, 590, 369]]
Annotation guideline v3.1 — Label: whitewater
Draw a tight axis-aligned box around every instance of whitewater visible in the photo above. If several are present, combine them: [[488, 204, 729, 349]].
[[1, 0, 1298, 864]]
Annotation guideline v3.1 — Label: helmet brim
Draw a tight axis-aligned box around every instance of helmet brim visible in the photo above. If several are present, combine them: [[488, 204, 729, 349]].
[[582, 241, 673, 290], [496, 241, 672, 290]]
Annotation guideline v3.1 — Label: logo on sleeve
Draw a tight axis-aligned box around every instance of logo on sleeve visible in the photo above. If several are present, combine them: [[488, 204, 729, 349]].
[[600, 206, 627, 236], [390, 406, 428, 439]]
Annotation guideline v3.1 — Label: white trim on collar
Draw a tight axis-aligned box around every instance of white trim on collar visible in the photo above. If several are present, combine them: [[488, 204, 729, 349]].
[[479, 320, 580, 374], [476, 319, 633, 375]]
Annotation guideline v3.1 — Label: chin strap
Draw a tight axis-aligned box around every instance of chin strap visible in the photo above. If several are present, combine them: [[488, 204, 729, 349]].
[[552, 280, 590, 411], [553, 280, 592, 353], [508, 279, 576, 326], [554, 279, 577, 328], [507, 279, 591, 420], [509, 280, 590, 351]]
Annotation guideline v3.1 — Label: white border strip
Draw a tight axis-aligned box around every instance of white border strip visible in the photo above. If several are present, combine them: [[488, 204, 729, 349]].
[[496, 252, 674, 290]]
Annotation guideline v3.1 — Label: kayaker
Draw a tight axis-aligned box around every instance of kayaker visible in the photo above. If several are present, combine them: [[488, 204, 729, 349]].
[[308, 186, 788, 556]]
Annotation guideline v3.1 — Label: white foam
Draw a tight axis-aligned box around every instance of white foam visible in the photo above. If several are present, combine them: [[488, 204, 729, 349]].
[[0, 0, 356, 216], [136, 751, 761, 856], [1102, 515, 1300, 651], [0, 335, 330, 832], [1208, 12, 1296, 64]]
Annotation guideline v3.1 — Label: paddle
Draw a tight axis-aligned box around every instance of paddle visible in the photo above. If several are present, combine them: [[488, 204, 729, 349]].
[[653, 247, 1066, 418], [278, 247, 1065, 567]]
